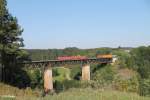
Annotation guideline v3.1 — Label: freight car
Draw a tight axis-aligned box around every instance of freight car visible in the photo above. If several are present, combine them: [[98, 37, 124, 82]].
[[57, 54, 112, 61], [96, 54, 112, 58], [57, 56, 87, 61]]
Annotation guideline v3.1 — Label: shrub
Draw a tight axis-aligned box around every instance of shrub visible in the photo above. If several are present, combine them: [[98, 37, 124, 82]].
[[128, 46, 150, 79], [139, 78, 150, 96], [54, 80, 64, 92], [114, 73, 139, 93], [54, 80, 93, 92], [53, 67, 71, 81], [70, 66, 81, 80], [26, 68, 43, 89], [92, 64, 115, 88], [54, 80, 80, 92]]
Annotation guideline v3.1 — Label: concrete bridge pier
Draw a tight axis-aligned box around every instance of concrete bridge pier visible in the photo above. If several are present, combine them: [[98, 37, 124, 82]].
[[44, 63, 53, 94], [82, 64, 90, 80]]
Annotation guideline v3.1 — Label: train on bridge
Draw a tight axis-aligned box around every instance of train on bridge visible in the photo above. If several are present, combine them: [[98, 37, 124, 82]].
[[57, 54, 112, 61]]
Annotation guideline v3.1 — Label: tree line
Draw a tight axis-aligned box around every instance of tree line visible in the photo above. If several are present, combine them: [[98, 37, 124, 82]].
[[27, 47, 114, 61]]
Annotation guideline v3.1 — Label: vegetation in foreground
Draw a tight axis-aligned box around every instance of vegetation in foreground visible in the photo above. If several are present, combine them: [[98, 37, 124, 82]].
[[43, 88, 150, 100], [0, 83, 150, 100]]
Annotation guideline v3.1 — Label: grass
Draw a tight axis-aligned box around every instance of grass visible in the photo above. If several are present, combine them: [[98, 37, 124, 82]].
[[13, 88, 150, 100], [1, 84, 150, 100], [43, 88, 150, 100], [0, 83, 40, 100]]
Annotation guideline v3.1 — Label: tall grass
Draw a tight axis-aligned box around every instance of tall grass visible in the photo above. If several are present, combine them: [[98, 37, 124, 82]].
[[0, 83, 40, 100], [43, 88, 150, 100], [1, 83, 150, 100]]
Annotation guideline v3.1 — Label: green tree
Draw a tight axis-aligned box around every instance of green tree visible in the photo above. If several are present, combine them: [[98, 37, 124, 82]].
[[127, 46, 150, 96], [96, 48, 112, 56], [128, 46, 150, 78], [0, 0, 28, 83]]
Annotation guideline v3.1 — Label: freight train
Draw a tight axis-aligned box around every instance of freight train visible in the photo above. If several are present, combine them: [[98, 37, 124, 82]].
[[57, 55, 87, 61], [57, 54, 112, 61]]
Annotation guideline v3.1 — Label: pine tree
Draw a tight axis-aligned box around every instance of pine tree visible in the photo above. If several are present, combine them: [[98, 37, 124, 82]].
[[0, 0, 28, 83]]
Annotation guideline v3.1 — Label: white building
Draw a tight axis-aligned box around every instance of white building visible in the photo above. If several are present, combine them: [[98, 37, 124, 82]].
[[112, 55, 118, 63]]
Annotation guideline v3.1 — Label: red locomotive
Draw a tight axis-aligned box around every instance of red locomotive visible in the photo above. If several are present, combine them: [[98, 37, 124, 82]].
[[57, 55, 87, 61]]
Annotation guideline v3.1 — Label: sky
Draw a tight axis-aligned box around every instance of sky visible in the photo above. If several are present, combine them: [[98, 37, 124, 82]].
[[7, 0, 150, 49]]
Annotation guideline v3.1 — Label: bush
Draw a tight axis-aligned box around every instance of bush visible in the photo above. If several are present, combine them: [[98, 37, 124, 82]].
[[10, 67, 31, 88], [26, 68, 43, 89], [92, 64, 115, 88], [54, 80, 80, 92], [54, 80, 93, 92], [114, 75, 139, 93], [139, 78, 150, 96], [53, 67, 71, 82], [128, 46, 150, 79], [70, 66, 81, 80], [54, 80, 64, 92]]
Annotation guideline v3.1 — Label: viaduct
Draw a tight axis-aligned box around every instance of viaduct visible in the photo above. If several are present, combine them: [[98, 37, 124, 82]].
[[23, 57, 112, 93]]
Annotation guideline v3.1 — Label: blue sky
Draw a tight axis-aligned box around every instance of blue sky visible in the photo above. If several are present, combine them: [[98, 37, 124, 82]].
[[7, 0, 150, 49]]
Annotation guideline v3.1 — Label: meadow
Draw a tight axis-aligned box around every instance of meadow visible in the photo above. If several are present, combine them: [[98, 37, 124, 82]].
[[0, 83, 149, 100], [1, 87, 150, 100]]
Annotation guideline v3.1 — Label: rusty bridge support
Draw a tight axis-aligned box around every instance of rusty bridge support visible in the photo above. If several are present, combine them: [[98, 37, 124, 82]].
[[44, 63, 53, 94], [82, 64, 90, 80]]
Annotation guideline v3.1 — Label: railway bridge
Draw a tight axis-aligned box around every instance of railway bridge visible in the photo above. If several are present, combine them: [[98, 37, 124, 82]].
[[23, 57, 112, 93]]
